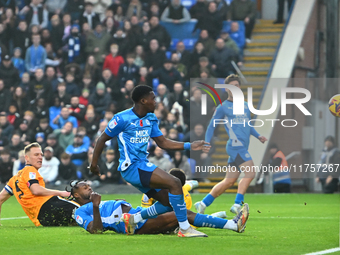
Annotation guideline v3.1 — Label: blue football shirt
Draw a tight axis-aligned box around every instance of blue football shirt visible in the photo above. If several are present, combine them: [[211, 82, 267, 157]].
[[74, 200, 132, 233], [105, 108, 163, 171], [205, 100, 260, 149]]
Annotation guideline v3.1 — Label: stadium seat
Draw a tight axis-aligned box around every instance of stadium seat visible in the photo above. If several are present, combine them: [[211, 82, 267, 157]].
[[170, 38, 180, 51], [178, 132, 184, 141], [152, 78, 160, 92], [222, 20, 245, 34], [182, 38, 197, 51], [160, 21, 200, 40], [182, 0, 197, 9], [166, 51, 172, 59]]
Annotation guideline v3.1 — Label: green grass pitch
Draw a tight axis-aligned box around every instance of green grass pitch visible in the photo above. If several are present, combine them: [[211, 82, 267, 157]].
[[0, 193, 339, 255]]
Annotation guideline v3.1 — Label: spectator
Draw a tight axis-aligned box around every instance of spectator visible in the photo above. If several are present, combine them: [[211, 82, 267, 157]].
[[0, 112, 14, 138], [139, 21, 152, 51], [122, 20, 139, 54], [21, 0, 49, 29], [85, 23, 111, 65], [274, 0, 294, 24], [53, 121, 75, 150], [169, 81, 189, 109], [149, 59, 182, 92], [6, 105, 19, 125], [103, 43, 125, 78], [25, 34, 47, 74], [27, 68, 52, 106], [80, 73, 95, 93], [316, 136, 340, 193], [0, 0, 16, 14], [88, 82, 111, 116], [155, 83, 170, 109], [44, 43, 62, 68], [130, 15, 143, 36], [228, 22, 245, 52], [13, 20, 30, 57], [41, 28, 52, 45], [45, 133, 64, 159], [189, 42, 206, 70], [189, 0, 207, 20], [120, 80, 135, 109], [45, 66, 59, 92], [104, 15, 119, 36], [55, 79, 71, 107], [134, 45, 145, 67], [53, 106, 78, 132], [21, 110, 38, 131], [101, 69, 120, 99], [79, 88, 90, 107], [209, 38, 239, 77], [12, 48, 26, 78], [50, 15, 64, 54], [0, 79, 11, 112], [146, 2, 162, 19], [189, 56, 215, 78], [84, 55, 101, 83], [65, 72, 80, 96], [170, 151, 191, 179], [0, 149, 13, 183], [35, 132, 46, 149], [148, 146, 171, 172], [56, 152, 77, 184], [172, 41, 191, 69], [100, 149, 120, 183], [171, 52, 187, 78], [110, 28, 128, 57], [64, 0, 85, 22], [266, 143, 291, 193], [118, 53, 140, 87], [19, 72, 31, 94], [80, 147, 101, 185], [113, 5, 124, 22], [228, 0, 256, 43], [88, 0, 111, 21], [68, 96, 86, 126], [35, 118, 53, 140], [145, 39, 166, 71], [0, 22, 9, 51], [15, 118, 35, 145], [149, 16, 171, 50], [65, 62, 82, 84], [81, 107, 99, 139], [30, 97, 49, 120], [61, 13, 72, 41], [65, 133, 89, 170], [5, 133, 24, 159], [80, 2, 100, 30], [161, 0, 191, 23], [38, 146, 60, 184], [66, 24, 82, 64], [184, 123, 207, 166], [45, 0, 67, 16], [139, 66, 148, 85], [220, 30, 240, 55], [12, 150, 25, 176], [198, 29, 215, 55], [126, 0, 144, 20], [0, 54, 20, 91]]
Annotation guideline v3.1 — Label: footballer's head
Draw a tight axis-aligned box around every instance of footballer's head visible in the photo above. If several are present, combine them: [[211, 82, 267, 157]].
[[68, 180, 93, 205], [169, 168, 186, 186], [224, 74, 241, 100], [131, 85, 156, 112]]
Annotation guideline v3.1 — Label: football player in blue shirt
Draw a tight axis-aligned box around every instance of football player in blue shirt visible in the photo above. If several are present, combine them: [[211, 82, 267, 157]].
[[89, 85, 211, 237], [71, 180, 249, 235], [195, 75, 267, 215]]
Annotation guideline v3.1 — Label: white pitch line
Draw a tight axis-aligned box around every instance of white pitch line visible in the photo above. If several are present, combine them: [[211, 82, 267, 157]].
[[251, 216, 337, 220], [1, 216, 28, 221], [304, 247, 340, 255]]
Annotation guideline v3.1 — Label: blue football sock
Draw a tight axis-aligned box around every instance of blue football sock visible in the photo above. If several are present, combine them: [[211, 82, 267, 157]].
[[140, 202, 172, 219], [193, 213, 227, 229], [168, 192, 189, 229], [235, 193, 244, 205], [202, 193, 215, 207]]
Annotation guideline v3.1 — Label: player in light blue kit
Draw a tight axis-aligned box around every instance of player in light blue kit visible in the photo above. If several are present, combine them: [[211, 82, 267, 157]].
[[71, 180, 249, 235], [195, 75, 267, 215], [89, 85, 211, 237]]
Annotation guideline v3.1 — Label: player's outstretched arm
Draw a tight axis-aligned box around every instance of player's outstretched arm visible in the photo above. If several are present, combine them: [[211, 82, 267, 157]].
[[89, 132, 112, 176], [0, 188, 12, 225], [29, 184, 70, 197], [153, 135, 210, 152], [87, 192, 103, 234]]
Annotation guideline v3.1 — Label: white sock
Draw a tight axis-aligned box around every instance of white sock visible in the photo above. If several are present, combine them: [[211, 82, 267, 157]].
[[179, 220, 190, 230], [201, 201, 207, 208], [224, 220, 237, 231], [133, 213, 143, 223], [233, 203, 241, 208]]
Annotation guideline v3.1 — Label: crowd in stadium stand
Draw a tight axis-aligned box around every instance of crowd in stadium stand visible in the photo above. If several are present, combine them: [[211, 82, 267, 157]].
[[0, 0, 254, 186]]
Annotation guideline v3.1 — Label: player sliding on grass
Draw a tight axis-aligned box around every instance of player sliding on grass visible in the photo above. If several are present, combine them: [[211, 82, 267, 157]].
[[195, 74, 267, 215], [71, 180, 249, 235], [0, 143, 78, 226], [89, 85, 211, 237]]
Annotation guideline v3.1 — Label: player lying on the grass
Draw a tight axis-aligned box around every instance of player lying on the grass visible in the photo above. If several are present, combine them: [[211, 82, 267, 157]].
[[89, 85, 211, 237], [195, 75, 267, 215], [141, 168, 199, 210], [0, 142, 79, 226], [71, 180, 249, 235]]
